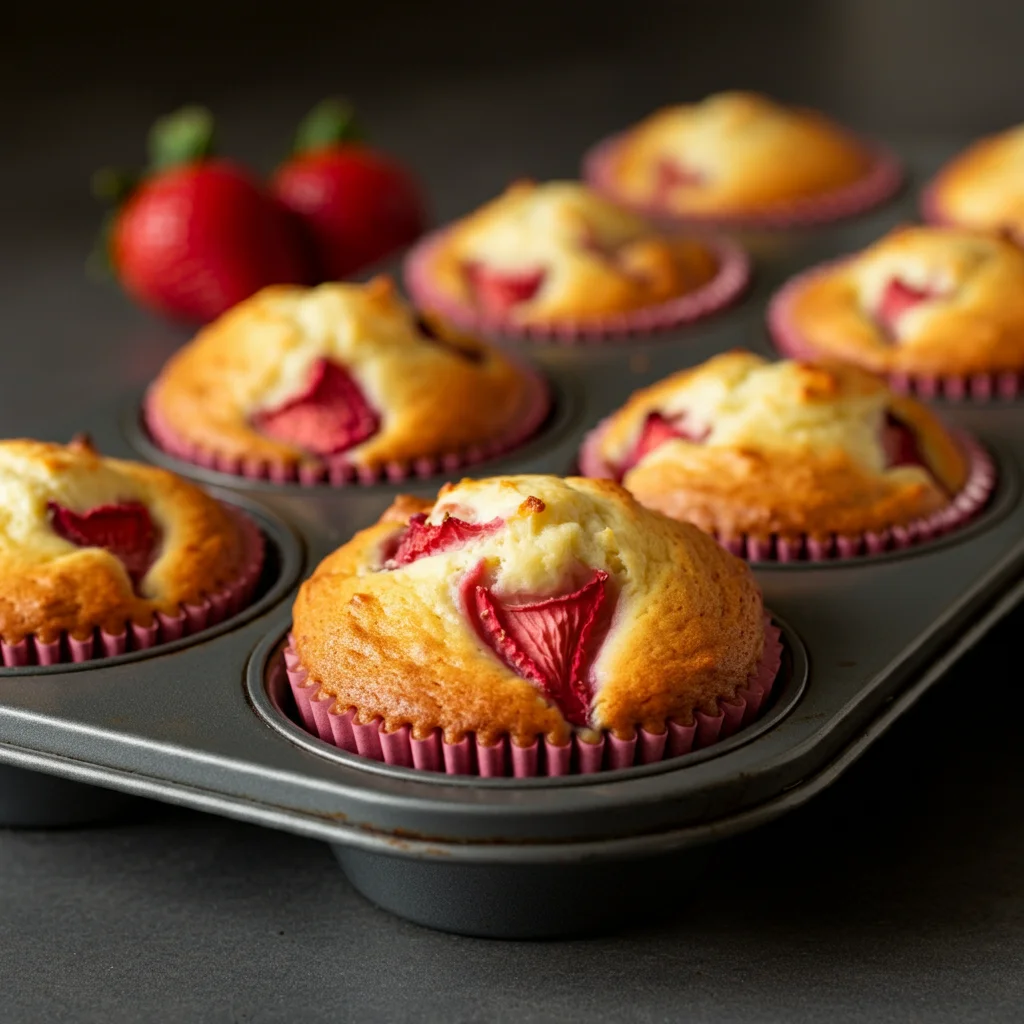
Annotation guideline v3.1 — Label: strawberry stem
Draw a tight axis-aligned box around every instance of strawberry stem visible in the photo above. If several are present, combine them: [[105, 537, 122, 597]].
[[148, 105, 216, 171], [293, 97, 365, 154]]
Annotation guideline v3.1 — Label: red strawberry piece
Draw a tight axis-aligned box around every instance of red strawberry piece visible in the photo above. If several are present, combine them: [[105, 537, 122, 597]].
[[96, 107, 311, 323], [876, 279, 938, 338], [48, 501, 158, 588], [463, 263, 546, 316], [654, 157, 706, 199], [272, 99, 427, 281], [462, 563, 610, 727], [881, 413, 928, 471], [390, 513, 504, 566], [619, 411, 710, 477], [252, 358, 379, 457]]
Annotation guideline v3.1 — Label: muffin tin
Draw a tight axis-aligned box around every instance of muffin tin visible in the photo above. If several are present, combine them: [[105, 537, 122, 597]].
[[1, 148, 1023, 939]]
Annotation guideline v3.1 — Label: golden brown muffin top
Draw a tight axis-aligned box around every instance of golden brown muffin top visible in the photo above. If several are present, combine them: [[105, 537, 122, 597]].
[[423, 180, 717, 322], [148, 277, 539, 469], [608, 91, 872, 215], [593, 351, 967, 540], [782, 226, 1024, 376], [0, 438, 251, 643], [292, 475, 766, 745]]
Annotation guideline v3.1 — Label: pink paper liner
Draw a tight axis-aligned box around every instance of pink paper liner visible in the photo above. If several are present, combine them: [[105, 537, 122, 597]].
[[583, 130, 903, 229], [402, 228, 751, 343], [767, 258, 1024, 400], [0, 509, 265, 667], [142, 362, 551, 485], [578, 418, 995, 563], [282, 616, 783, 777]]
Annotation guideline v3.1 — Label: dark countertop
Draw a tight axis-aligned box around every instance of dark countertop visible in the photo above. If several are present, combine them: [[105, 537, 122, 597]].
[[1, 2, 1023, 1019]]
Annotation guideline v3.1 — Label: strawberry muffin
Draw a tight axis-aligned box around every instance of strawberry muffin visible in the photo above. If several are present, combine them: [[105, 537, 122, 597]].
[[404, 180, 748, 339], [579, 351, 993, 560], [145, 276, 549, 483], [768, 226, 1024, 393], [286, 475, 782, 775], [585, 91, 901, 226], [0, 437, 263, 665]]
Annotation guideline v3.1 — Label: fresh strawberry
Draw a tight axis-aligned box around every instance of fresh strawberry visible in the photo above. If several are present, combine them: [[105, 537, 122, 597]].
[[251, 358, 379, 456], [620, 411, 709, 477], [876, 278, 936, 338], [463, 263, 546, 316], [462, 562, 609, 727], [272, 99, 427, 281], [390, 513, 504, 566], [48, 501, 158, 587], [94, 106, 311, 323]]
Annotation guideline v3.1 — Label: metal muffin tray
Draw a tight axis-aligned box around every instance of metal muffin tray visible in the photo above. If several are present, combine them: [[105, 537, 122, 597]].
[[2, 149, 1023, 939]]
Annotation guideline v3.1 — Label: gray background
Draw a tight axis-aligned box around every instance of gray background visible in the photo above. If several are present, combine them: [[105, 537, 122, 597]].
[[1, 1, 1023, 1020]]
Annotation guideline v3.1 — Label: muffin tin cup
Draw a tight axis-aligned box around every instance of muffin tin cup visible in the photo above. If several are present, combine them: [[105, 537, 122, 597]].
[[0, 509, 265, 667], [582, 131, 904, 229], [578, 421, 996, 563], [767, 260, 1024, 400], [402, 228, 751, 343], [281, 619, 782, 777], [141, 360, 552, 485]]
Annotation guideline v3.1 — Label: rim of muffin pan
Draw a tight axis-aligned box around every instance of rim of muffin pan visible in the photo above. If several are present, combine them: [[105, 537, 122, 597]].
[[124, 371, 583, 494], [246, 614, 807, 788], [0, 491, 304, 676]]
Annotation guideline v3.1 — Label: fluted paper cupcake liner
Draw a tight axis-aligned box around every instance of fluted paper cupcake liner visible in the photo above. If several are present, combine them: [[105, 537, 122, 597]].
[[281, 616, 782, 777], [402, 229, 750, 343], [578, 419, 995, 563], [142, 364, 551, 485], [0, 510, 265, 667], [768, 260, 1024, 400], [583, 132, 903, 229]]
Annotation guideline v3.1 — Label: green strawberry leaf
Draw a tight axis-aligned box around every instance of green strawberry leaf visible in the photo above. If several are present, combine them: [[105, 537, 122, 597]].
[[148, 105, 216, 171], [293, 98, 365, 154]]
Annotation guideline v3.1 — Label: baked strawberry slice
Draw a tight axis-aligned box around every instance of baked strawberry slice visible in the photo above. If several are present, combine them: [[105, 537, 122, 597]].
[[876, 279, 939, 338], [390, 513, 504, 566], [654, 157, 706, 198], [48, 501, 158, 587], [881, 413, 929, 471], [463, 263, 546, 316], [463, 563, 609, 727], [619, 411, 710, 477], [252, 358, 379, 456]]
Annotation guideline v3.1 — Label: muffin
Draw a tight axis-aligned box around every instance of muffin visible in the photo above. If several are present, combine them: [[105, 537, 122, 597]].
[[579, 352, 993, 560], [0, 437, 263, 665], [403, 180, 749, 340], [286, 475, 782, 776], [923, 124, 1024, 243], [145, 276, 549, 483], [768, 226, 1024, 393], [585, 91, 901, 225]]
